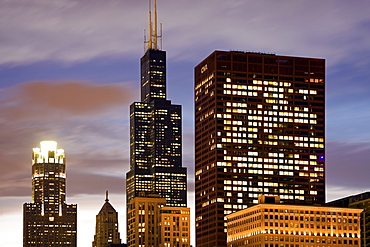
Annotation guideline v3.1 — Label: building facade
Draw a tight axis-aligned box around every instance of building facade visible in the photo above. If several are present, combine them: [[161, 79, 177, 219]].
[[127, 195, 166, 247], [327, 192, 370, 247], [126, 0, 187, 208], [93, 191, 122, 247], [23, 141, 77, 247], [226, 200, 362, 247], [160, 206, 191, 247], [194, 50, 325, 246], [127, 195, 190, 247]]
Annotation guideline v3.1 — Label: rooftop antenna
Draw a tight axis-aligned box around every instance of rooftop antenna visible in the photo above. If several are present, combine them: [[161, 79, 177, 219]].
[[153, 0, 158, 50], [144, 0, 162, 52]]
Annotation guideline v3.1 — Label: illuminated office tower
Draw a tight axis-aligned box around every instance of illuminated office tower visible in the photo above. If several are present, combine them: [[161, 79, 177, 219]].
[[23, 141, 77, 247], [126, 0, 187, 207], [93, 191, 123, 247], [194, 50, 325, 246]]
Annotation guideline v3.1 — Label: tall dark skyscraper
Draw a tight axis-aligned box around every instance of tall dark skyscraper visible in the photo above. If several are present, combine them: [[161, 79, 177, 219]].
[[194, 50, 325, 247], [126, 0, 187, 207], [23, 141, 77, 247]]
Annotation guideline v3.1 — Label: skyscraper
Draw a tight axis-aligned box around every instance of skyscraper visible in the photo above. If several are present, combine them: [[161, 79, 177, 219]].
[[23, 141, 77, 247], [126, 0, 187, 207], [194, 50, 325, 246], [93, 191, 123, 247]]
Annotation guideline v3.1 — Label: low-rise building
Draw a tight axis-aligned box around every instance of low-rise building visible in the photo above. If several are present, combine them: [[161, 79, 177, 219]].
[[127, 195, 190, 247], [160, 207, 191, 247], [227, 196, 362, 247], [327, 192, 370, 247]]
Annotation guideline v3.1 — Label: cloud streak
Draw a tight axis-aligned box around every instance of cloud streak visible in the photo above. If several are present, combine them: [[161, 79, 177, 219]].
[[326, 140, 370, 192], [3, 80, 136, 120], [1, 0, 370, 67], [3, 80, 131, 115]]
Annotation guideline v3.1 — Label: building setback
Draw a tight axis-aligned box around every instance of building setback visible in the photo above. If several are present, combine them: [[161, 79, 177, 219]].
[[93, 191, 123, 247], [194, 50, 325, 246], [23, 141, 77, 247], [227, 196, 362, 247], [126, 0, 187, 208]]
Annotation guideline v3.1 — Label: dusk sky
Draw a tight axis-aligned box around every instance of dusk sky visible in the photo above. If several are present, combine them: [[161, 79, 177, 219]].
[[1, 0, 370, 246]]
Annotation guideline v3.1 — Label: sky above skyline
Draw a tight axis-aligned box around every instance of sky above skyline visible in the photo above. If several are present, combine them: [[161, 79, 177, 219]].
[[1, 0, 370, 246]]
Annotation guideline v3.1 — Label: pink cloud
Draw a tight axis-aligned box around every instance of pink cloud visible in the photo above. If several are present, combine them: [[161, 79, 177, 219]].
[[2, 81, 137, 121]]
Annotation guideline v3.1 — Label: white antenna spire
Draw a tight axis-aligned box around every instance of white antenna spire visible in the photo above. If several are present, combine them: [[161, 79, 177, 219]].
[[144, 0, 162, 51]]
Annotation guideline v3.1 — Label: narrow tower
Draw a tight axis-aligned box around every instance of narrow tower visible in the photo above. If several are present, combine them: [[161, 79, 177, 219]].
[[126, 0, 187, 208], [23, 141, 77, 247], [93, 191, 123, 247]]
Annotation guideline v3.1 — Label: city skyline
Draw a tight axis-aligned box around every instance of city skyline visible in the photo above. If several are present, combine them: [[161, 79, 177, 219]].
[[1, 1, 370, 246]]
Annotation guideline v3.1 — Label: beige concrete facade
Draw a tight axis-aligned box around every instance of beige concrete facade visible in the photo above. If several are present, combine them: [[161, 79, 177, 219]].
[[227, 203, 362, 247], [160, 206, 191, 247], [127, 196, 166, 247], [127, 196, 190, 247]]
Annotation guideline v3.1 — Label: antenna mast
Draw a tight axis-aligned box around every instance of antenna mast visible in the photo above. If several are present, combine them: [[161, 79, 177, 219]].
[[153, 0, 158, 50], [144, 0, 162, 51]]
